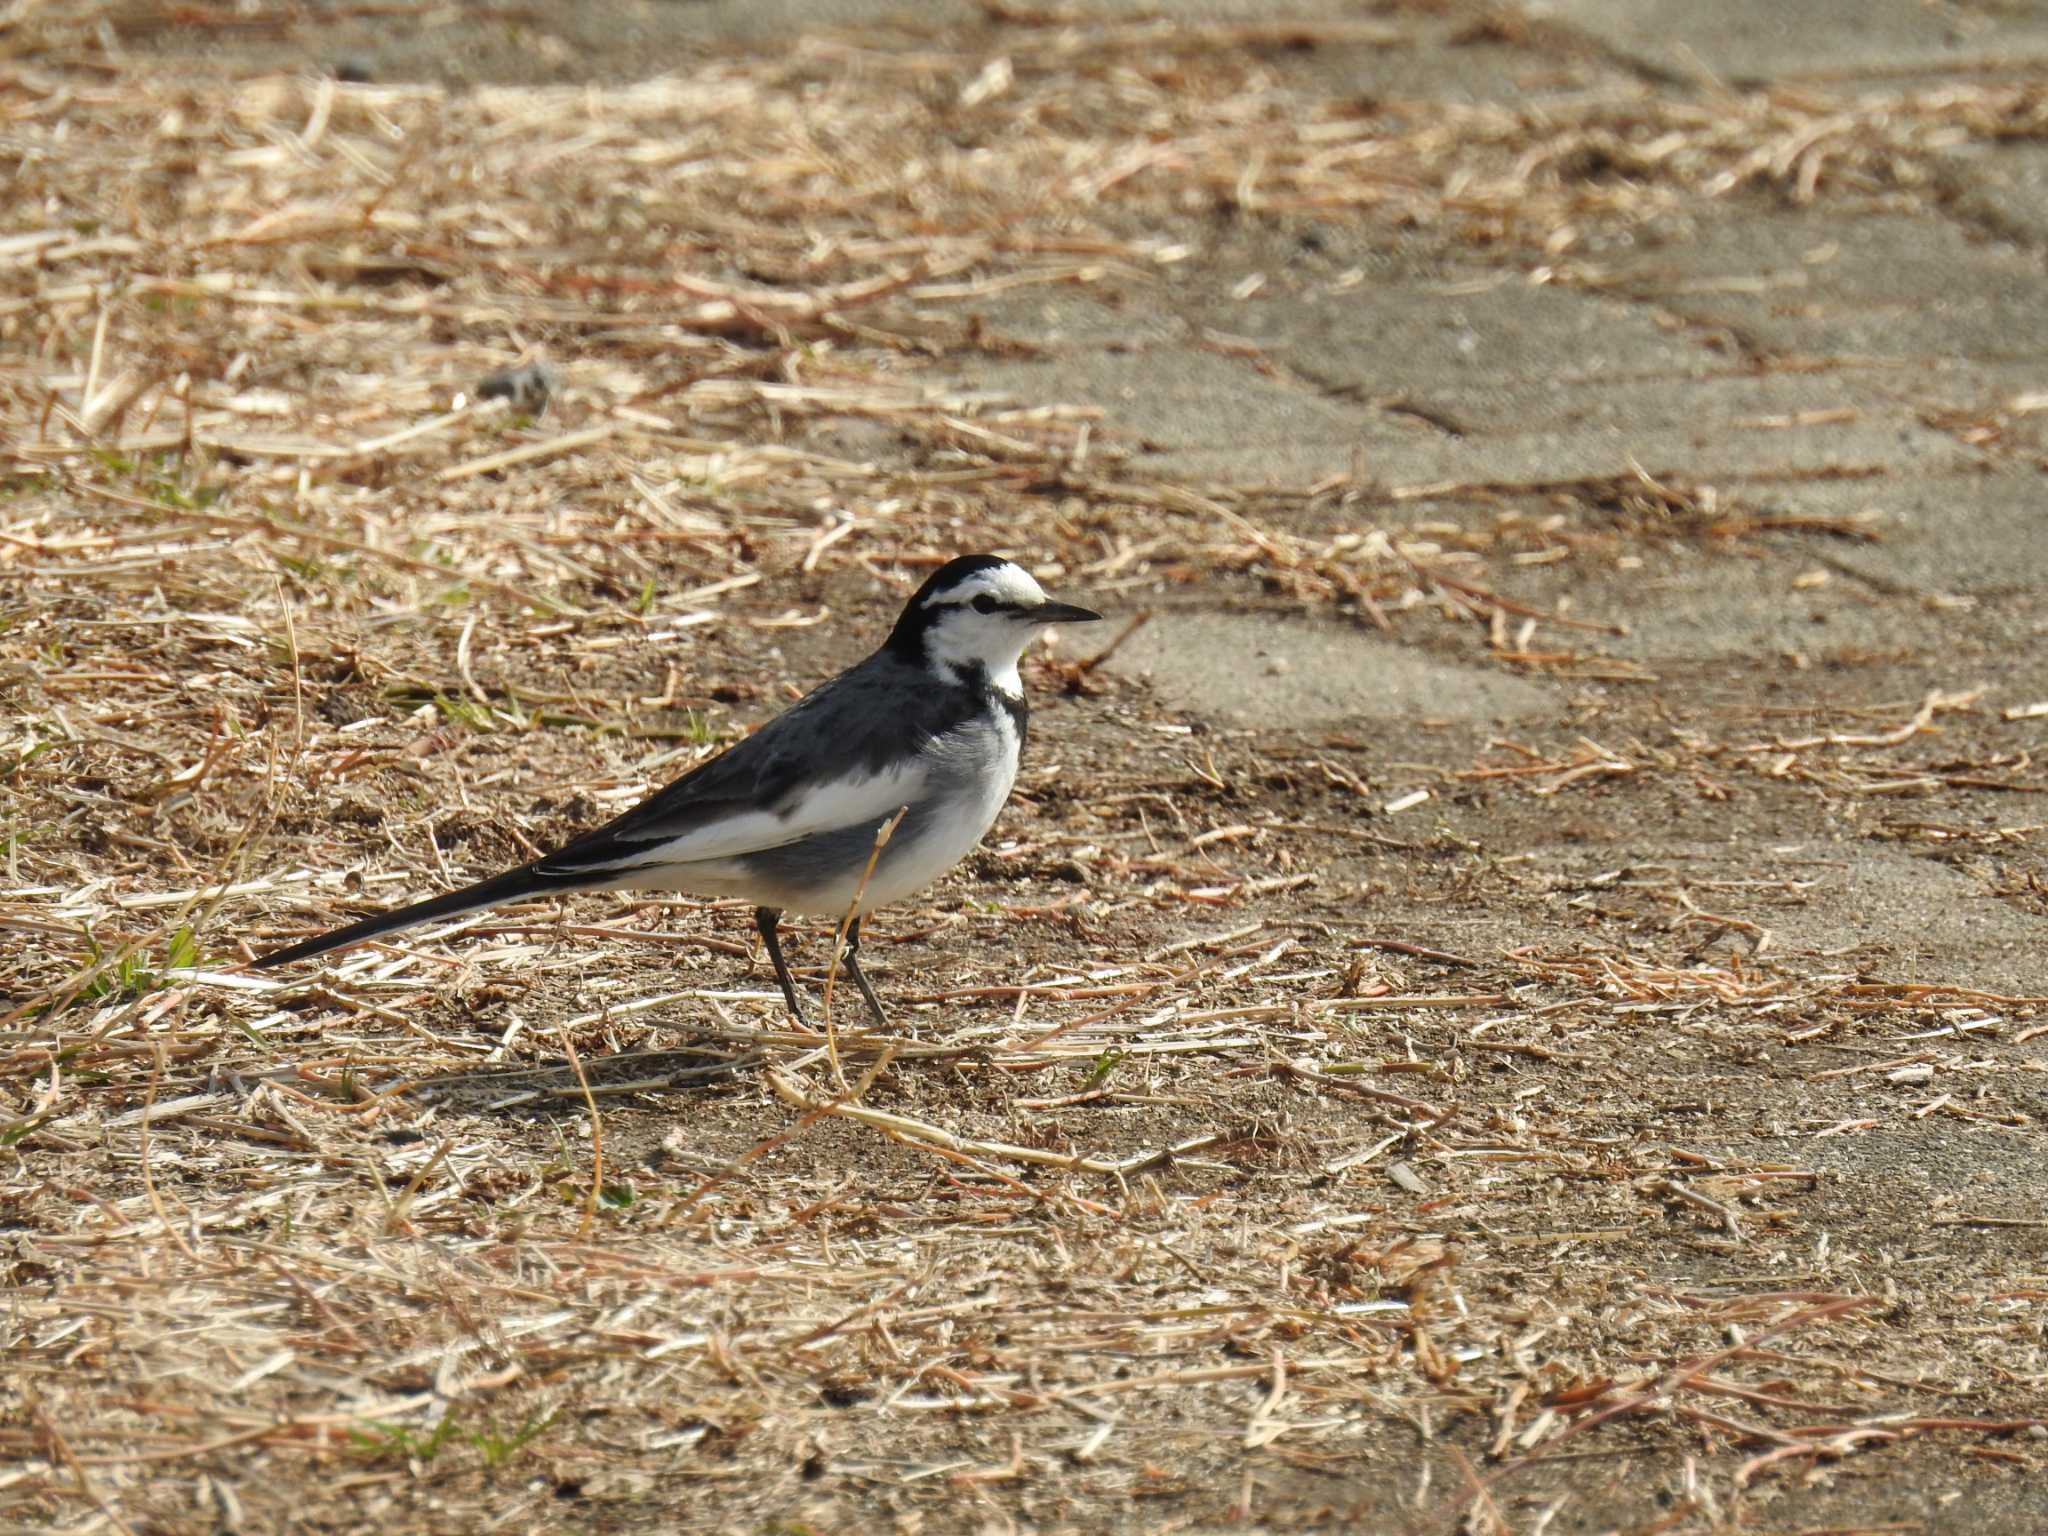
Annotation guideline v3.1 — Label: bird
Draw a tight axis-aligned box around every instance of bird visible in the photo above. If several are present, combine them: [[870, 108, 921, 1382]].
[[251, 554, 1103, 1026]]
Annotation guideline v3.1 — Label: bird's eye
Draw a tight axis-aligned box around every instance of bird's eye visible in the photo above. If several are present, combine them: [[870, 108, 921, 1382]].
[[970, 594, 999, 614]]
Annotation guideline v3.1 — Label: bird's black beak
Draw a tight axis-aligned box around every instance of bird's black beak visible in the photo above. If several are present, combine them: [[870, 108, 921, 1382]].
[[1032, 600, 1103, 625]]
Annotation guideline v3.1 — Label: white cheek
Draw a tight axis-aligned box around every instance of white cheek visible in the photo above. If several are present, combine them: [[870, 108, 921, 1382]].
[[929, 611, 1032, 671]]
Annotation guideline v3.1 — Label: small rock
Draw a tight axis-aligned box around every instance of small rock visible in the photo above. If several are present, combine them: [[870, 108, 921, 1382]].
[[477, 362, 556, 414]]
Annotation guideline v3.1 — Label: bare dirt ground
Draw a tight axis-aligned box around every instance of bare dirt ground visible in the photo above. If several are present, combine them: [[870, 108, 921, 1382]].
[[4, 2, 2047, 1532]]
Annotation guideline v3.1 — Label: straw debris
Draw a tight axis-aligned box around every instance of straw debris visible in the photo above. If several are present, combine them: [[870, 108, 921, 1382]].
[[5, 4, 2046, 1530]]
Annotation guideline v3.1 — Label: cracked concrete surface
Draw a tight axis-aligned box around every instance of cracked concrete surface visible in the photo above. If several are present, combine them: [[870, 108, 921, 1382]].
[[1114, 611, 1558, 725]]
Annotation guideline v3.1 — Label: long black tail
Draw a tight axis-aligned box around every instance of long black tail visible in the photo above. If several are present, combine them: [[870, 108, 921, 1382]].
[[253, 862, 587, 969]]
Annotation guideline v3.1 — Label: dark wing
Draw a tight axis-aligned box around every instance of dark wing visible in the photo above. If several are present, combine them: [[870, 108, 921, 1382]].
[[535, 650, 981, 878], [254, 652, 980, 969]]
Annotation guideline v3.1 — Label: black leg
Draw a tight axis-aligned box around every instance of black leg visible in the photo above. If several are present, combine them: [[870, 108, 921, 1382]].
[[840, 916, 888, 1028], [754, 906, 807, 1025]]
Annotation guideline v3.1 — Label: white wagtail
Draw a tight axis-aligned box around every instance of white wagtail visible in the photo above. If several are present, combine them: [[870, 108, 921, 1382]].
[[253, 555, 1102, 1025]]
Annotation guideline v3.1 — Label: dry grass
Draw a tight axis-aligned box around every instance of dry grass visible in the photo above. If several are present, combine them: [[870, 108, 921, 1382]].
[[4, 4, 2048, 1532]]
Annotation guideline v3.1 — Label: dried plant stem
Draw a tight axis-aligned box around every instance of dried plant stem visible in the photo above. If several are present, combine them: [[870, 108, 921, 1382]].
[[557, 1019, 603, 1242], [823, 806, 907, 1090]]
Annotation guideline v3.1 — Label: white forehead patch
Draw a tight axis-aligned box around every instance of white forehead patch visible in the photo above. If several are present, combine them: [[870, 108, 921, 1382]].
[[924, 562, 1047, 609]]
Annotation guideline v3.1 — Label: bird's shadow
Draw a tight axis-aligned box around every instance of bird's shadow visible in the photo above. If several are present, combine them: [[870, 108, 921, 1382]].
[[397, 1026, 983, 1122], [405, 1043, 761, 1119]]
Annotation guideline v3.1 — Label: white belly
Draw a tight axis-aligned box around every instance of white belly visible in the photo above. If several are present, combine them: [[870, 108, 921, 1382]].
[[835, 711, 1020, 916]]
